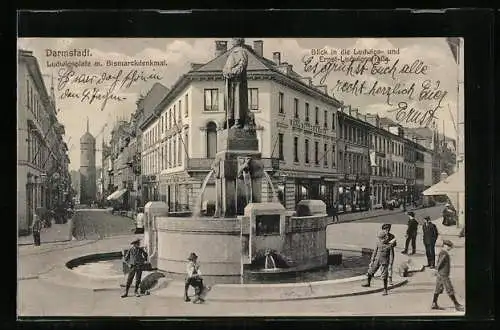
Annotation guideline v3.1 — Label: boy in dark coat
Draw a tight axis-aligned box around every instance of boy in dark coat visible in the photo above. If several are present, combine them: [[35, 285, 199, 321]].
[[422, 216, 439, 268], [402, 211, 419, 255], [121, 238, 148, 298], [362, 231, 393, 296], [184, 252, 206, 303], [431, 240, 464, 311]]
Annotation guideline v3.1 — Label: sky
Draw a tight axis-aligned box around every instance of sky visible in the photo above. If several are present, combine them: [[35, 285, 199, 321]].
[[17, 38, 462, 171]]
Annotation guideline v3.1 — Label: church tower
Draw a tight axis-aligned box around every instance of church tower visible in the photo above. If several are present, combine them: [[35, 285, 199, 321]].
[[79, 118, 96, 205]]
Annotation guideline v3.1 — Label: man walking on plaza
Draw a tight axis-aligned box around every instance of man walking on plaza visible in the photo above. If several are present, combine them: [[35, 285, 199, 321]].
[[121, 238, 148, 298], [422, 216, 439, 268], [31, 210, 43, 246], [332, 202, 339, 222], [362, 231, 393, 296], [401, 211, 419, 255], [381, 223, 397, 284], [431, 240, 464, 311]]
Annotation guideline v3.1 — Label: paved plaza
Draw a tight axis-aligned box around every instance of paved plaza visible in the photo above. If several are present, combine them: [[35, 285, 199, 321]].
[[17, 205, 465, 317]]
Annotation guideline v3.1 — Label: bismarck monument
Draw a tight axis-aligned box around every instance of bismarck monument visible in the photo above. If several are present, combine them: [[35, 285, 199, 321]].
[[213, 37, 264, 217], [147, 39, 328, 283]]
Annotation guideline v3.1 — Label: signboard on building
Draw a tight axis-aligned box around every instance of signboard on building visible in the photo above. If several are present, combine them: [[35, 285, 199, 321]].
[[346, 145, 367, 154]]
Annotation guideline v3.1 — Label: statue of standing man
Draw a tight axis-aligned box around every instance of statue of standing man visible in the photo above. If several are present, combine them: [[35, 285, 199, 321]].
[[223, 38, 249, 129]]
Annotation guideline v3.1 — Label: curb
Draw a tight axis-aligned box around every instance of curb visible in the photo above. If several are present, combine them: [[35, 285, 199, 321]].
[[18, 239, 72, 247], [150, 278, 409, 302], [328, 207, 424, 226]]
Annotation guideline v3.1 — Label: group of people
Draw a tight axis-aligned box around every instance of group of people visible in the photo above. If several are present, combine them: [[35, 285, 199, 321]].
[[361, 212, 464, 311], [121, 238, 207, 304]]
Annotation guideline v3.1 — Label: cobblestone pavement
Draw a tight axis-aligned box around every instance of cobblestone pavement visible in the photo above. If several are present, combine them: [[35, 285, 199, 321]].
[[17, 206, 464, 317], [71, 209, 136, 240], [17, 221, 72, 246]]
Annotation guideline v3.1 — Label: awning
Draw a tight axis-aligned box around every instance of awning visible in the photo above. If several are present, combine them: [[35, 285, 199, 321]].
[[106, 188, 128, 201], [422, 167, 464, 196]]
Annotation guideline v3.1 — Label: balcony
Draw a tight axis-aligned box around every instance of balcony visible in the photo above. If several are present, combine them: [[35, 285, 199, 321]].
[[261, 157, 280, 172], [187, 158, 214, 171], [186, 157, 280, 172]]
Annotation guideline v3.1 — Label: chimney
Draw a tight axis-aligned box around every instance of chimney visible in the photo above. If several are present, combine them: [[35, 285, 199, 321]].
[[215, 40, 228, 57], [253, 40, 263, 57], [273, 52, 281, 65], [300, 77, 312, 86], [314, 85, 328, 94]]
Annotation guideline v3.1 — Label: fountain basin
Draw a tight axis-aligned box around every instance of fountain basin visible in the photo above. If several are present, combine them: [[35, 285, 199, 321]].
[[66, 252, 125, 279]]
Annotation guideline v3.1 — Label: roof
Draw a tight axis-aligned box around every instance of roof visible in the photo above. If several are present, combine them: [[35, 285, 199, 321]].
[[80, 132, 95, 143], [422, 167, 464, 195], [137, 83, 170, 127], [140, 43, 343, 130], [19, 50, 56, 117]]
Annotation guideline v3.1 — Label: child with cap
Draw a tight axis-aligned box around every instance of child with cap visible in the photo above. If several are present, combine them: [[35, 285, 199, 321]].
[[431, 239, 464, 311], [362, 231, 393, 295], [184, 252, 205, 303]]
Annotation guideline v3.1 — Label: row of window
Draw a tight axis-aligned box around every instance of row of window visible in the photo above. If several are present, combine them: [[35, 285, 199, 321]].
[[26, 78, 52, 135], [142, 132, 189, 175], [283, 93, 337, 130], [204, 88, 259, 112], [290, 135, 336, 167], [338, 152, 369, 175], [27, 131, 46, 168], [339, 122, 368, 146], [371, 158, 416, 179], [144, 94, 189, 149]]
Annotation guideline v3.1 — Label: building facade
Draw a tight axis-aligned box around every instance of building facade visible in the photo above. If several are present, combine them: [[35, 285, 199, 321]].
[[17, 49, 71, 234], [139, 40, 344, 213], [337, 107, 371, 212], [136, 39, 442, 214]]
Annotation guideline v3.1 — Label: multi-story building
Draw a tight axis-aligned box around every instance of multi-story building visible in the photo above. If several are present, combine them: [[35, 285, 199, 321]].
[[17, 49, 71, 234], [139, 40, 343, 213], [337, 106, 371, 212], [79, 120, 96, 205]]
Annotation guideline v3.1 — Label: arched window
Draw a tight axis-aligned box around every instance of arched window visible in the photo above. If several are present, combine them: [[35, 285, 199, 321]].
[[206, 122, 217, 158]]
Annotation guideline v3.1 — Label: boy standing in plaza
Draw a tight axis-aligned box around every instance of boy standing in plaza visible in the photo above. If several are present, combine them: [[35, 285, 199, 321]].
[[381, 223, 397, 285], [121, 238, 148, 298], [362, 231, 393, 296], [431, 240, 464, 311]]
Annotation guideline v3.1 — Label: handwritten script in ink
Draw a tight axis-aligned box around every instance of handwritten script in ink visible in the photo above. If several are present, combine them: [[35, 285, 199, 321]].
[[302, 52, 449, 128], [57, 67, 163, 110]]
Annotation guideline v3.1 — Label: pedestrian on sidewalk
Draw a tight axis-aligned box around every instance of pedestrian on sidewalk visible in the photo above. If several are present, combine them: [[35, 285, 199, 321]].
[[184, 252, 206, 303], [31, 209, 43, 246], [332, 202, 339, 222], [362, 231, 393, 296], [381, 223, 397, 285], [422, 216, 439, 268], [431, 240, 464, 311], [121, 238, 148, 298], [401, 211, 418, 255]]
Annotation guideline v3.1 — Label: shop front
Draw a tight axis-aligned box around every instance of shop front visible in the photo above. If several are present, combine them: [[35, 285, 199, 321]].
[[141, 175, 159, 206], [320, 177, 338, 215], [338, 174, 370, 213]]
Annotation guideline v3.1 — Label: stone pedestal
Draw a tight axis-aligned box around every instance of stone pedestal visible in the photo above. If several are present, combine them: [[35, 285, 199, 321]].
[[213, 128, 264, 217], [144, 201, 168, 269]]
